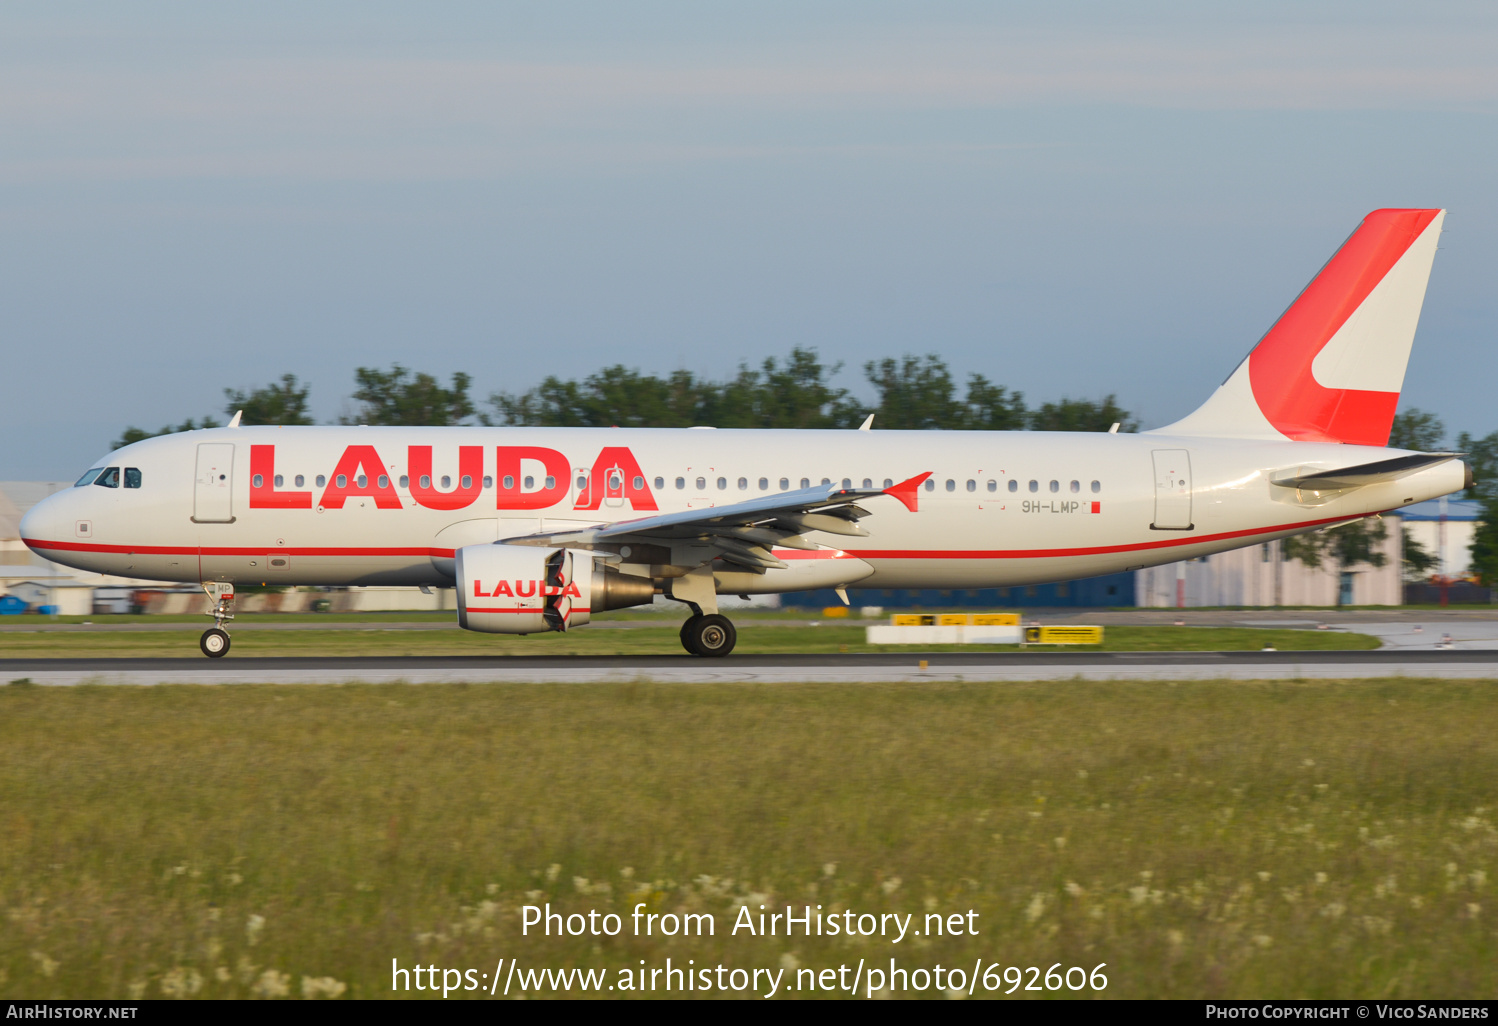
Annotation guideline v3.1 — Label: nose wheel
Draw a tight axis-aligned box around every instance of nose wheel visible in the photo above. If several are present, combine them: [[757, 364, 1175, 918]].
[[200, 628, 231, 658], [199, 581, 236, 658], [680, 613, 737, 657]]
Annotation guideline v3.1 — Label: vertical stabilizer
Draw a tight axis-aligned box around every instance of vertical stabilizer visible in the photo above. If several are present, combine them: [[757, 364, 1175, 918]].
[[1153, 208, 1444, 444]]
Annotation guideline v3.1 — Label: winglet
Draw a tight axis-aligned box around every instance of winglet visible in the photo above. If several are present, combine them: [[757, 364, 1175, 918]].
[[858, 414, 874, 431], [227, 410, 243, 429], [884, 471, 931, 512]]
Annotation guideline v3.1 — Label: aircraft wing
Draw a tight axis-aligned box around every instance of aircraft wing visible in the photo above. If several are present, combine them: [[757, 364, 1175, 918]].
[[1272, 453, 1462, 491], [501, 471, 932, 571]]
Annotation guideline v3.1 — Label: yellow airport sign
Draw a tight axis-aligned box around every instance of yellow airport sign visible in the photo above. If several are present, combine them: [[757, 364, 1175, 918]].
[[1023, 626, 1104, 645]]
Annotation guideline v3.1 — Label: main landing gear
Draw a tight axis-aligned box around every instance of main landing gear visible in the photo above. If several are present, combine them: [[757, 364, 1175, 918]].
[[200, 581, 236, 658], [668, 567, 737, 657], [679, 613, 737, 657]]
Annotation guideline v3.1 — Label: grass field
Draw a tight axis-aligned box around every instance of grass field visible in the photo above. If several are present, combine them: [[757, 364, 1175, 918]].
[[1, 678, 1493, 1000], [0, 622, 1380, 658]]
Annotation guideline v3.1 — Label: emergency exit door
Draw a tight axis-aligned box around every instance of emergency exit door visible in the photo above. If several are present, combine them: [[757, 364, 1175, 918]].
[[193, 443, 236, 523], [1150, 449, 1193, 531]]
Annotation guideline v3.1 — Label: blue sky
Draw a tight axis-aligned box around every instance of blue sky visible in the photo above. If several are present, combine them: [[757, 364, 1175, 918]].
[[3, 2, 1496, 477]]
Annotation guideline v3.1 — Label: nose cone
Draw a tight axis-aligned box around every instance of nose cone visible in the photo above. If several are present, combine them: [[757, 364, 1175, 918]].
[[19, 492, 64, 556]]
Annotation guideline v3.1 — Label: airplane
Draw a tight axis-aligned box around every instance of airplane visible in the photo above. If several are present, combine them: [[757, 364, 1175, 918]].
[[20, 208, 1469, 658]]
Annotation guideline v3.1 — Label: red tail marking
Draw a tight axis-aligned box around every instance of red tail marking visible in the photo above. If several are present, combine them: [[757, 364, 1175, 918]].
[[883, 471, 932, 512], [1248, 208, 1439, 446]]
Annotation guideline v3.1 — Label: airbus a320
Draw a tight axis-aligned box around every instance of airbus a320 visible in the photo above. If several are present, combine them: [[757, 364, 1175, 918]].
[[21, 209, 1467, 657]]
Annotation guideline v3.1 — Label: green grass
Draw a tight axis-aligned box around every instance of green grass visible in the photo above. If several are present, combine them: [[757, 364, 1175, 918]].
[[0, 624, 1380, 658], [0, 679, 1493, 1000]]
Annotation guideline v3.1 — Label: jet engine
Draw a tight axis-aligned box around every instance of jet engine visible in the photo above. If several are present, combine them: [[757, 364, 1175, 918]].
[[455, 543, 655, 634]]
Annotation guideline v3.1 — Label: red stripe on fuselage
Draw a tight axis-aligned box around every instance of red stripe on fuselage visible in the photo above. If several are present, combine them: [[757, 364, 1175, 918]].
[[24, 511, 1375, 563]]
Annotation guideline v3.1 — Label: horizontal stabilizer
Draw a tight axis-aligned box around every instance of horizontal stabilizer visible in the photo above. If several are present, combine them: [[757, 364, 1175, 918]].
[[1271, 453, 1460, 491]]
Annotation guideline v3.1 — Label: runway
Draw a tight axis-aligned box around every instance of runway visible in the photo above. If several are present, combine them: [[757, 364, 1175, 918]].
[[6, 649, 1498, 685]]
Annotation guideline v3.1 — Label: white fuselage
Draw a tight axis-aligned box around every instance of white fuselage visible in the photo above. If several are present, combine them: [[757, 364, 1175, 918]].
[[20, 426, 1465, 594]]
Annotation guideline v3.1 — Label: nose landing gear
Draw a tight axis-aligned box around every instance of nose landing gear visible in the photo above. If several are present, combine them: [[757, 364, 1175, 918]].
[[200, 581, 235, 658]]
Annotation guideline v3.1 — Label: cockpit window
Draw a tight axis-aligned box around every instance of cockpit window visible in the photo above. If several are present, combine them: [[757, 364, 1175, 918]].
[[94, 467, 120, 489], [74, 468, 104, 487], [124, 468, 142, 489]]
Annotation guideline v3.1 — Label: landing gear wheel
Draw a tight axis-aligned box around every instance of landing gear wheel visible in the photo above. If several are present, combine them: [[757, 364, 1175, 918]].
[[200, 628, 231, 658], [684, 614, 736, 658], [679, 616, 701, 655]]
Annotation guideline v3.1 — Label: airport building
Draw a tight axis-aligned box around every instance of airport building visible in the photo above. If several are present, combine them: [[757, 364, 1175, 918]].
[[1134, 532, 1404, 608]]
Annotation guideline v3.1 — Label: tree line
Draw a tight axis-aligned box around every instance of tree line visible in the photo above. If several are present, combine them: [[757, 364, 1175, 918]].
[[112, 348, 1137, 444]]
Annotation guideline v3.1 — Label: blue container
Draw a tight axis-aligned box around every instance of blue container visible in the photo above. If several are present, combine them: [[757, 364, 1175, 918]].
[[0, 595, 27, 615], [37, 605, 60, 616]]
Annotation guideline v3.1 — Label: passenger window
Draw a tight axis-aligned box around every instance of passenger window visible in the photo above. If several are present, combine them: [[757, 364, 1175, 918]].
[[272, 474, 283, 488], [124, 468, 142, 489], [1049, 480, 1059, 492], [458, 475, 470, 489], [696, 476, 707, 491], [1009, 479, 1018, 492], [483, 476, 493, 489], [381, 475, 392, 489], [986, 480, 996, 492], [966, 480, 976, 492], [501, 476, 513, 490], [424, 475, 436, 489], [335, 475, 347, 488], [317, 475, 327, 488], [252, 474, 264, 488], [1091, 480, 1101, 493], [780, 478, 789, 490], [294, 475, 305, 488], [655, 477, 665, 490], [400, 475, 410, 488], [544, 476, 555, 489], [75, 468, 103, 487], [1070, 480, 1080, 493], [882, 479, 893, 488], [94, 467, 120, 488], [842, 478, 852, 489], [737, 477, 748, 490], [675, 477, 685, 490], [357, 475, 368, 488], [524, 476, 535, 490], [716, 477, 727, 490], [1028, 480, 1038, 492], [945, 479, 955, 492], [633, 476, 645, 490], [439, 476, 450, 489], [800, 478, 810, 489], [821, 478, 831, 486], [924, 479, 935, 492], [577, 476, 587, 491], [759, 478, 768, 490], [608, 473, 621, 489]]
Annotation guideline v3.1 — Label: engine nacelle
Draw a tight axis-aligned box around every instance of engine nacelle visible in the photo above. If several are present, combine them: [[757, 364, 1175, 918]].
[[455, 543, 655, 634]]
